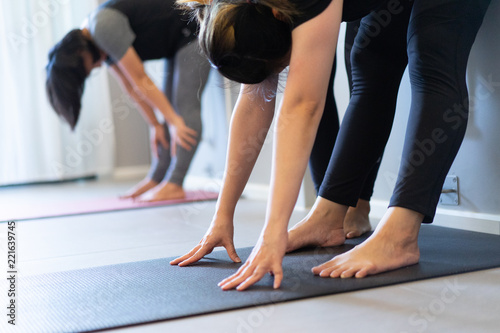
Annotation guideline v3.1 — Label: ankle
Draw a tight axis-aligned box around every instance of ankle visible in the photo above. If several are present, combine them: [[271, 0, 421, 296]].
[[310, 197, 347, 227], [375, 207, 423, 243], [161, 182, 183, 190], [355, 199, 371, 214]]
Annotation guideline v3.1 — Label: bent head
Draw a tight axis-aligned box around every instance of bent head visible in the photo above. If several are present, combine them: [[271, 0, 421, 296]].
[[181, 0, 297, 84], [45, 29, 104, 130]]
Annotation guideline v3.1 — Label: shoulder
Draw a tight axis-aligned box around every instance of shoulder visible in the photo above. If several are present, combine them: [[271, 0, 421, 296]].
[[88, 8, 136, 63], [88, 8, 129, 37]]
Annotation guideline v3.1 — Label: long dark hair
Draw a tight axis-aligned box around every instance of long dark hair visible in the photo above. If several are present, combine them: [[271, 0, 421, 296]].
[[45, 29, 101, 130], [178, 0, 298, 84]]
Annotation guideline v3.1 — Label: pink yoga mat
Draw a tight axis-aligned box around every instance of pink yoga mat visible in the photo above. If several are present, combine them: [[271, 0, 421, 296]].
[[0, 190, 218, 222]]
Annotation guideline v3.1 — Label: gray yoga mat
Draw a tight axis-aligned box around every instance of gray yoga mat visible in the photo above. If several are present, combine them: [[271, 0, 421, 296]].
[[15, 225, 500, 333]]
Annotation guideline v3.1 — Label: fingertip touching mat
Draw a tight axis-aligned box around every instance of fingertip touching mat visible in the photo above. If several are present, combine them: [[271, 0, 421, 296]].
[[12, 225, 500, 332], [0, 190, 219, 222]]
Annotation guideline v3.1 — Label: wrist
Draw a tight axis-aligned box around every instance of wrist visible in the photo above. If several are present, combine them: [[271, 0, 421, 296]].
[[213, 210, 234, 224], [163, 113, 179, 126], [261, 223, 288, 240]]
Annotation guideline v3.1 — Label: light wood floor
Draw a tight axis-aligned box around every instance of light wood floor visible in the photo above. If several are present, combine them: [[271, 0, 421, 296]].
[[1, 178, 499, 332]]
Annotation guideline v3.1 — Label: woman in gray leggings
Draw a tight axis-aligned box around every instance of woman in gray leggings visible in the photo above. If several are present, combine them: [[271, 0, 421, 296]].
[[127, 43, 211, 201], [46, 0, 211, 200]]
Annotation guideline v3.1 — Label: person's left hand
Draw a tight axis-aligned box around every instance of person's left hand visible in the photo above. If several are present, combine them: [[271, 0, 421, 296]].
[[150, 124, 169, 158], [218, 231, 288, 291], [169, 116, 197, 156]]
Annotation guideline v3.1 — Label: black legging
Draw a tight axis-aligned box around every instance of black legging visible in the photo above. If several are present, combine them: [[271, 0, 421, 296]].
[[309, 20, 381, 202], [318, 0, 491, 222]]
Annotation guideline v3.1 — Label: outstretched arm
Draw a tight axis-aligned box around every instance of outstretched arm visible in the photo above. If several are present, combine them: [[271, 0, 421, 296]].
[[219, 0, 343, 291], [170, 83, 277, 266], [108, 64, 168, 156], [117, 47, 197, 152]]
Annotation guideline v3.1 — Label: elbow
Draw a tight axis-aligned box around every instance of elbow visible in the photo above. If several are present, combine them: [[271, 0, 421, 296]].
[[131, 73, 153, 98], [299, 99, 324, 117], [283, 98, 325, 123], [134, 72, 150, 89]]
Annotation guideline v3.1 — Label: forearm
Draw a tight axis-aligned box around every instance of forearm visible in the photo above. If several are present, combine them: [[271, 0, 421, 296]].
[[264, 102, 324, 236], [215, 87, 275, 221], [127, 86, 162, 127], [131, 75, 179, 125], [110, 64, 161, 127]]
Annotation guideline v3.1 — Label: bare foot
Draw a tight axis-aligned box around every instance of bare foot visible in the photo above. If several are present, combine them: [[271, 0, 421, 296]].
[[140, 182, 186, 202], [344, 199, 372, 239], [312, 207, 423, 278], [287, 197, 347, 253], [120, 178, 158, 200]]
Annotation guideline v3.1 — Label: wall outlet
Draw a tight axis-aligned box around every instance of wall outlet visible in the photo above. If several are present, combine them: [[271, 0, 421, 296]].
[[439, 175, 459, 206]]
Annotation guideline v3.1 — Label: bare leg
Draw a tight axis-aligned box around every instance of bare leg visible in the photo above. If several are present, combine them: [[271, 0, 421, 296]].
[[287, 197, 347, 253], [121, 178, 159, 200], [344, 199, 372, 238], [139, 181, 186, 201], [312, 207, 422, 278]]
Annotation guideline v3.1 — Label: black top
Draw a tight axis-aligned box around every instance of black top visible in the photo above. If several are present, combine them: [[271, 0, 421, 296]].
[[290, 0, 386, 28], [92, 0, 197, 62]]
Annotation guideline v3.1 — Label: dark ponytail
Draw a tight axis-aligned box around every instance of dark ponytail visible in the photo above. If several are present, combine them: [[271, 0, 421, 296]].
[[178, 0, 298, 84]]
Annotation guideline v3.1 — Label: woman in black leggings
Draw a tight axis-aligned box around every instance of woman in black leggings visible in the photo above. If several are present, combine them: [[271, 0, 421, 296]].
[[310, 0, 491, 279], [172, 0, 492, 290]]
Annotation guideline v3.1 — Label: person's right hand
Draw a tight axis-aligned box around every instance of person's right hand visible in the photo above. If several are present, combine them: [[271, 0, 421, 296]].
[[170, 219, 241, 266], [151, 124, 169, 158]]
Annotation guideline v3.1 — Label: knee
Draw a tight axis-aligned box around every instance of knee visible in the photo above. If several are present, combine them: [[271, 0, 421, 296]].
[[406, 21, 468, 97], [407, 38, 450, 93], [350, 46, 405, 94]]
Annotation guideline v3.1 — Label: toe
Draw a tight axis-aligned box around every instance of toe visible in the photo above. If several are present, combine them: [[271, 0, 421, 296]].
[[355, 268, 369, 278], [340, 267, 357, 278], [319, 269, 333, 277], [345, 231, 358, 239], [329, 268, 343, 278]]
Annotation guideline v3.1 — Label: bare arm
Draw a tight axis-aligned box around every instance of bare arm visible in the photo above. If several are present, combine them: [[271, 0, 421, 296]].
[[215, 84, 277, 219], [220, 0, 344, 290], [108, 63, 168, 155], [108, 64, 160, 127], [264, 0, 342, 238], [171, 82, 277, 266], [116, 47, 197, 150]]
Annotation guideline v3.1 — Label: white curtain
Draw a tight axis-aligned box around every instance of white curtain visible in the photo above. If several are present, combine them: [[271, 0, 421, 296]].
[[0, 0, 115, 185]]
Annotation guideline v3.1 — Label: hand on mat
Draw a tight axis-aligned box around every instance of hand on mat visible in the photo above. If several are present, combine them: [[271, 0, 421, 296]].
[[151, 124, 169, 158], [218, 232, 287, 291], [169, 116, 198, 155], [170, 222, 241, 266]]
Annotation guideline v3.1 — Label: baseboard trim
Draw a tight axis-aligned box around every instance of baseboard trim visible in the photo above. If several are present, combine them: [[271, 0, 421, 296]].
[[112, 170, 500, 235], [370, 199, 500, 235], [242, 183, 270, 201], [185, 175, 269, 201], [113, 165, 150, 180]]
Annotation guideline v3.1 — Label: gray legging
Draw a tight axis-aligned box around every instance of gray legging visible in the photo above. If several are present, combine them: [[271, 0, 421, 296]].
[[148, 42, 211, 186]]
